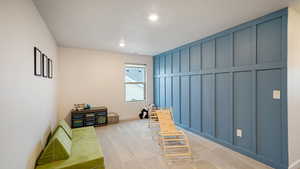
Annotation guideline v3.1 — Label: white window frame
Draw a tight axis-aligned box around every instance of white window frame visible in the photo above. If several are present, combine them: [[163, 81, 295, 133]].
[[124, 64, 147, 102]]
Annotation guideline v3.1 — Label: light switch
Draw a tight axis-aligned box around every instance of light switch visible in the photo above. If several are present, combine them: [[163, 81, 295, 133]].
[[273, 90, 281, 99], [237, 129, 242, 137]]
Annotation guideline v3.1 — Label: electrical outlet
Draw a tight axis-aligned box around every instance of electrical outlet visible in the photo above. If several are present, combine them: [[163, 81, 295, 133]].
[[273, 90, 281, 99], [237, 129, 242, 137]]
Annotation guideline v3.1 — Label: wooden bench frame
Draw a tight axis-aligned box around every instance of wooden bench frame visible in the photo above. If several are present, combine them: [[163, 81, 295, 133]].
[[156, 110, 192, 158]]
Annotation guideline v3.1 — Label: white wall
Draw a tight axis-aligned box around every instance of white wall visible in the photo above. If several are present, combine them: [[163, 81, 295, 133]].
[[288, 2, 300, 169], [58, 48, 153, 122], [0, 0, 58, 169]]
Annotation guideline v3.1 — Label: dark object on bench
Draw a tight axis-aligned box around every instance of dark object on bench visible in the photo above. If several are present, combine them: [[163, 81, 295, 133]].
[[139, 108, 149, 119]]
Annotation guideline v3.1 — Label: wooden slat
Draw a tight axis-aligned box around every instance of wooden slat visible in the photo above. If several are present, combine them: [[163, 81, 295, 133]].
[[164, 145, 189, 148], [163, 138, 185, 141], [165, 153, 192, 157]]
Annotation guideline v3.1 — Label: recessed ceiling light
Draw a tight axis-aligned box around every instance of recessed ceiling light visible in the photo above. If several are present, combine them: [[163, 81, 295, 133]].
[[148, 13, 159, 22], [119, 42, 125, 47]]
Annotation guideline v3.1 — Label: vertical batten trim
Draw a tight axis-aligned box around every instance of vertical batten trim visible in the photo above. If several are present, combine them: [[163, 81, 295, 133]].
[[281, 14, 288, 166], [252, 70, 257, 154], [200, 43, 203, 133], [230, 33, 234, 144], [213, 39, 216, 137], [179, 50, 182, 124], [188, 47, 192, 128], [189, 75, 191, 128], [251, 25, 258, 154]]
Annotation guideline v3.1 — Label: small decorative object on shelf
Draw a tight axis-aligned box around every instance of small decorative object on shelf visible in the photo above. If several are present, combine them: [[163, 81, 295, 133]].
[[74, 103, 85, 111], [71, 106, 108, 128], [107, 112, 119, 124], [73, 103, 92, 111]]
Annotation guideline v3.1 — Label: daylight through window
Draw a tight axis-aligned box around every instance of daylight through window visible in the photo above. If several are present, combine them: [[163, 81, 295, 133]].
[[125, 64, 146, 102]]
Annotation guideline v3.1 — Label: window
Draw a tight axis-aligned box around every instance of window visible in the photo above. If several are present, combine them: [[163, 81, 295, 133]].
[[125, 64, 146, 102]]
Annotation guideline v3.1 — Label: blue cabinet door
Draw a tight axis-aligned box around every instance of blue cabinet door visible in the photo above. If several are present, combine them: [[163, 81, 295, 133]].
[[180, 48, 190, 73], [190, 45, 201, 72], [154, 56, 160, 75], [257, 18, 282, 64], [180, 76, 190, 127], [257, 69, 282, 163], [173, 52, 180, 73], [215, 73, 232, 143], [160, 55, 165, 75], [234, 27, 253, 67], [160, 77, 165, 108], [234, 71, 254, 152], [216, 34, 233, 69], [202, 40, 215, 70], [154, 78, 160, 107], [165, 77, 172, 108], [172, 77, 181, 124], [190, 75, 201, 133], [202, 74, 215, 137], [165, 54, 172, 74]]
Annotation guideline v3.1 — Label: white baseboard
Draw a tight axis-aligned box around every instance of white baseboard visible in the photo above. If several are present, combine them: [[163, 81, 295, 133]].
[[120, 117, 139, 122], [289, 160, 300, 169]]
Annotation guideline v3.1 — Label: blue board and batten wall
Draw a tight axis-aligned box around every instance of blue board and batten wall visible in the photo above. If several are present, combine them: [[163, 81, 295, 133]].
[[153, 8, 288, 169]]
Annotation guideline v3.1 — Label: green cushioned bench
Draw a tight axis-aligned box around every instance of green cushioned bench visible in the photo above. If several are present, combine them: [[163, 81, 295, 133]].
[[36, 121, 105, 169]]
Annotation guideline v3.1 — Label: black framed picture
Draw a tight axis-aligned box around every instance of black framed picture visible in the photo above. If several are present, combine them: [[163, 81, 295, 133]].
[[42, 54, 48, 77], [34, 47, 42, 76], [48, 58, 53, 79]]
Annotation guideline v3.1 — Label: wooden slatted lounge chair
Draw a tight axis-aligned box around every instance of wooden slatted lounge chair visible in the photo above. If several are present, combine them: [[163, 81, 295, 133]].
[[149, 107, 173, 128], [148, 105, 159, 128], [156, 110, 192, 158]]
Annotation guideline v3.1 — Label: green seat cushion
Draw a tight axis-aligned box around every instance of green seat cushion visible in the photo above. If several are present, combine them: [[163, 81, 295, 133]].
[[37, 128, 72, 165], [57, 120, 72, 139], [72, 126, 97, 139], [36, 127, 104, 169]]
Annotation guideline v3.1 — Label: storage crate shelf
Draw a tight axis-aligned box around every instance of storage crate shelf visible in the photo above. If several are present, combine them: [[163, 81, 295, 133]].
[[71, 106, 108, 128]]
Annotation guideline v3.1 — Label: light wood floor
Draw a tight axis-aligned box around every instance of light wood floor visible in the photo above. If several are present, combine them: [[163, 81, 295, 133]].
[[95, 120, 273, 169]]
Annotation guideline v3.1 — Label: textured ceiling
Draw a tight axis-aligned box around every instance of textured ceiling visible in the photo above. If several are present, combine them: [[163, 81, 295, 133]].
[[34, 0, 291, 56], [291, 0, 300, 12]]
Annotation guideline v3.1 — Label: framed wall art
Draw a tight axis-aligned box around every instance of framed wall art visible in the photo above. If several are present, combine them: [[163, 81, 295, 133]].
[[34, 47, 42, 76], [42, 54, 48, 78], [48, 58, 53, 79]]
